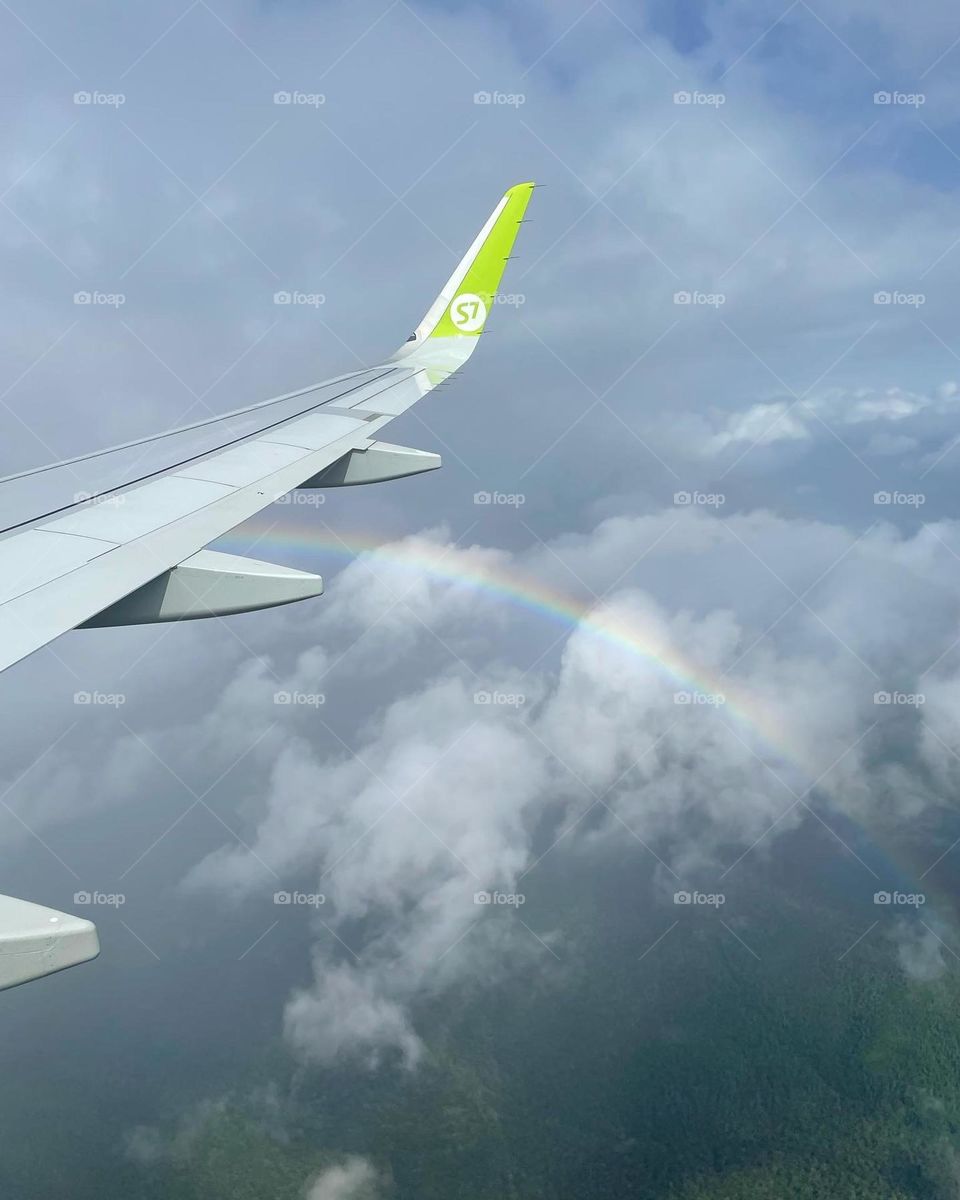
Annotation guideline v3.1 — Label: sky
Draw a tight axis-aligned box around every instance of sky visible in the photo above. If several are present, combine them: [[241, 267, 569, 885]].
[[4, 0, 960, 1194]]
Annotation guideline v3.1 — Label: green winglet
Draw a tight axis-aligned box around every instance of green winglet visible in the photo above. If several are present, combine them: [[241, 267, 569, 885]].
[[428, 181, 535, 339], [402, 182, 536, 350]]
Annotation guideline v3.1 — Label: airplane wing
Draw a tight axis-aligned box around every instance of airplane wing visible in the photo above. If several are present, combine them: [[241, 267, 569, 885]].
[[0, 181, 535, 682], [0, 180, 535, 987]]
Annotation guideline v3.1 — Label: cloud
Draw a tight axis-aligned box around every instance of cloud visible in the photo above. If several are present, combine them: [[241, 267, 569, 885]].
[[286, 965, 422, 1069], [163, 506, 960, 1063], [653, 382, 960, 478], [123, 1098, 230, 1166], [124, 1124, 167, 1167], [7, 503, 960, 1072], [892, 920, 948, 983], [305, 1157, 381, 1200]]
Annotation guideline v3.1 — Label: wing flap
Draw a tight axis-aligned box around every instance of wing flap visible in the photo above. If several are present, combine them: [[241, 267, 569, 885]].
[[0, 529, 116, 606], [44, 476, 235, 543], [171, 439, 311, 487], [257, 412, 369, 451]]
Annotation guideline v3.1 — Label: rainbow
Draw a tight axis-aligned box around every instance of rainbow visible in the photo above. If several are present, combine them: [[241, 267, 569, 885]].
[[217, 517, 956, 915], [213, 515, 807, 776]]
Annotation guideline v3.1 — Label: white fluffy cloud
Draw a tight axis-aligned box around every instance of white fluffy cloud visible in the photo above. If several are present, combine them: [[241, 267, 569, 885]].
[[7, 507, 960, 1074], [893, 921, 948, 983], [305, 1157, 381, 1200], [139, 507, 959, 1063]]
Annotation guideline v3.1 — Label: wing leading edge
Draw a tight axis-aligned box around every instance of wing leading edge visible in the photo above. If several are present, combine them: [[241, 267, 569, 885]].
[[0, 180, 536, 680]]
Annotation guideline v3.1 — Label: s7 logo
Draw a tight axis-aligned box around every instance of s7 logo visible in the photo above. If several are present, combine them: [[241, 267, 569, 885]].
[[449, 293, 487, 332]]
